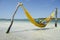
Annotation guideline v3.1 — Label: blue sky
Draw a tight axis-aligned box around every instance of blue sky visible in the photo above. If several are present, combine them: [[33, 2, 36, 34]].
[[0, 0, 60, 19]]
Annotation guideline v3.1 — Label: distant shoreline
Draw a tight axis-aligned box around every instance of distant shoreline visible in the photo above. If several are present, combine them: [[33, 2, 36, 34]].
[[0, 18, 60, 21]]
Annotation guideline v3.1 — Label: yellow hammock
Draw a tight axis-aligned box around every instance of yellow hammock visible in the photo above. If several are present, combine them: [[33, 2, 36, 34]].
[[20, 5, 55, 28]]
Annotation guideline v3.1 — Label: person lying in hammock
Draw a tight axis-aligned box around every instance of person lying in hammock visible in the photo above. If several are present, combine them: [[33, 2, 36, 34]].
[[35, 16, 52, 27]]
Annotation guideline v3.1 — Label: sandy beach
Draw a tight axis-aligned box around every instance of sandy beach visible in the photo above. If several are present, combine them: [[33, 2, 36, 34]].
[[0, 21, 60, 40]]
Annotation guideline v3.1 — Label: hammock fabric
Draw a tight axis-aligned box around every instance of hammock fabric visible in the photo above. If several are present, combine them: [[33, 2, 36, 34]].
[[20, 5, 55, 28]]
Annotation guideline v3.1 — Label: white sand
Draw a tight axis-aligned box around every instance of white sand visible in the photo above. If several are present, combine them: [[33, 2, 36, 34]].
[[0, 21, 60, 40]]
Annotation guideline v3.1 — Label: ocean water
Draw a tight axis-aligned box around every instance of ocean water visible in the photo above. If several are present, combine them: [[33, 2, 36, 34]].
[[0, 19, 60, 23]]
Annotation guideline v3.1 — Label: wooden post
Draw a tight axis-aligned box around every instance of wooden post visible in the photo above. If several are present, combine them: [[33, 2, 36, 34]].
[[6, 3, 20, 33], [55, 8, 58, 27]]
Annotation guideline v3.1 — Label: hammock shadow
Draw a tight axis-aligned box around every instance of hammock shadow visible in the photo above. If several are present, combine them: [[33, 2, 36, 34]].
[[21, 28, 54, 32], [11, 27, 54, 33]]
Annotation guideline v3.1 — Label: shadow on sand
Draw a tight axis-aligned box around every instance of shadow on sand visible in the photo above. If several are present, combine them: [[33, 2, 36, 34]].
[[10, 27, 54, 33]]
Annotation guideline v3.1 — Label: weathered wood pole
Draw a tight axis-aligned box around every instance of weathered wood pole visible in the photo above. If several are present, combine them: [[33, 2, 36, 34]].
[[55, 8, 58, 27], [6, 3, 20, 33]]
